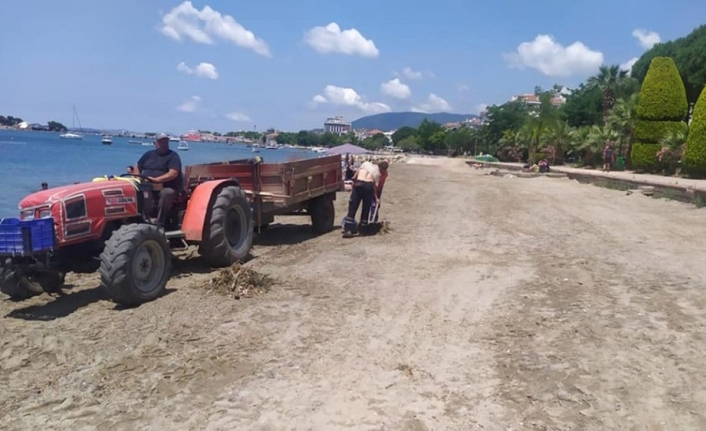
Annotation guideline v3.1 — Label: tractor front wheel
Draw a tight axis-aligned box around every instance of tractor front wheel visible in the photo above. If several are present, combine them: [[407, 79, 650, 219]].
[[99, 224, 171, 306]]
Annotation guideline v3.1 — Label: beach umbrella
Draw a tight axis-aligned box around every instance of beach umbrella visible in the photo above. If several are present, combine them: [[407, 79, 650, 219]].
[[326, 143, 372, 155]]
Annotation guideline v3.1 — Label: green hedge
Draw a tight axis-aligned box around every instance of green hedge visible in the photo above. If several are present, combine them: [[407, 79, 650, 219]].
[[630, 142, 661, 172], [636, 57, 688, 122], [683, 86, 706, 178], [633, 120, 688, 143]]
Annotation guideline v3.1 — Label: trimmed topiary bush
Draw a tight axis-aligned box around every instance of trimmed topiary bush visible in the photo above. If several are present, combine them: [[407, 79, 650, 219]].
[[633, 120, 689, 143], [636, 57, 689, 121], [631, 143, 662, 172], [683, 86, 706, 178], [632, 57, 689, 173]]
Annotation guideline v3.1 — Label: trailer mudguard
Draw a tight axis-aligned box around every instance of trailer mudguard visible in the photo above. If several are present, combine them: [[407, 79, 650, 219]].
[[182, 179, 241, 241]]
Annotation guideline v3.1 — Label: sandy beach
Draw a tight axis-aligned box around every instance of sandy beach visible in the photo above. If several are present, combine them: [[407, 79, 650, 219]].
[[2, 156, 706, 430]]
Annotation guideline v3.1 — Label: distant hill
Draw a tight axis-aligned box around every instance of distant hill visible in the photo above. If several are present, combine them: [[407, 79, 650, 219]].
[[352, 112, 477, 131]]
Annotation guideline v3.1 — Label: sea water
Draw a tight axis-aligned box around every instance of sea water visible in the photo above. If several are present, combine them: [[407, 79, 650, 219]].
[[0, 130, 321, 217]]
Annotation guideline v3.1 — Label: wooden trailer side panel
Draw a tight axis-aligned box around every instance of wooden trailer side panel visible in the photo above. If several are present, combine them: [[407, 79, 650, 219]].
[[183, 155, 343, 213]]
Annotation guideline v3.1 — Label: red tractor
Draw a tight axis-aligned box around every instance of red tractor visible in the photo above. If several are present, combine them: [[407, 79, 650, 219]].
[[0, 155, 342, 305]]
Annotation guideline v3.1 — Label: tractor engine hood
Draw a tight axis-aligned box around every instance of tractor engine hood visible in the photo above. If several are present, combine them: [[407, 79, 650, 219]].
[[19, 177, 139, 211], [17, 177, 141, 246]]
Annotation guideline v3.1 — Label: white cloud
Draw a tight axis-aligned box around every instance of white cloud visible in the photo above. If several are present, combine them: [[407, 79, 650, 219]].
[[176, 95, 201, 113], [311, 85, 390, 114], [620, 57, 638, 72], [632, 29, 661, 49], [457, 84, 470, 92], [176, 61, 219, 80], [475, 103, 488, 114], [503, 34, 604, 77], [303, 22, 379, 58], [160, 1, 271, 57], [402, 67, 422, 79], [380, 78, 411, 100], [226, 112, 251, 122], [395, 67, 433, 80], [412, 93, 452, 113]]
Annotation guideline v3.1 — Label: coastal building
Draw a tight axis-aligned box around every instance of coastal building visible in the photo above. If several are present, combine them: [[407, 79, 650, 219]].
[[510, 93, 566, 108], [323, 116, 351, 135], [181, 130, 202, 141], [444, 116, 486, 131]]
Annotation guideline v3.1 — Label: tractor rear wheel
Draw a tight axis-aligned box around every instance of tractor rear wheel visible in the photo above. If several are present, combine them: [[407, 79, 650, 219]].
[[99, 223, 171, 306], [199, 185, 253, 267]]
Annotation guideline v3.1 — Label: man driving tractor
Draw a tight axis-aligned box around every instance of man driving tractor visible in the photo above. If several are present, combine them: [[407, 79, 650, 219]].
[[130, 133, 183, 227]]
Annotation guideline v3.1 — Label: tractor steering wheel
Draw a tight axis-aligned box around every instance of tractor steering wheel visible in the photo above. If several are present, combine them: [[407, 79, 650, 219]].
[[120, 173, 155, 183]]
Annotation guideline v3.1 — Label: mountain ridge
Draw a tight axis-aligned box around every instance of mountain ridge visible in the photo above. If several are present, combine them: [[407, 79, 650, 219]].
[[351, 111, 477, 131]]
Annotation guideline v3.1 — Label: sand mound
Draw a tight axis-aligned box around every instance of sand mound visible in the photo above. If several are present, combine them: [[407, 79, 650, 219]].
[[206, 263, 275, 299]]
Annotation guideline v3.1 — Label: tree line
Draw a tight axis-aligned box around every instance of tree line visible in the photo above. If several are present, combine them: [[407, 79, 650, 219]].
[[1, 115, 67, 132]]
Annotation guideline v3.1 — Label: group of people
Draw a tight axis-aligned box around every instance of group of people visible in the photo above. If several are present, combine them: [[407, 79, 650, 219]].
[[342, 154, 389, 237]]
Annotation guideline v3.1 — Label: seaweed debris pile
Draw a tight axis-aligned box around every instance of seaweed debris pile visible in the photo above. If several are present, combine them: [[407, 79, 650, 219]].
[[206, 263, 275, 299]]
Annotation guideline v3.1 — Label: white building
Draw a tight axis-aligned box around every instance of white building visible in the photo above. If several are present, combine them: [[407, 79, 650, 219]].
[[323, 116, 351, 135]]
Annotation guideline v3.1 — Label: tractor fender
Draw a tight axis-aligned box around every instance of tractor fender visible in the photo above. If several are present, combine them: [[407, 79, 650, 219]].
[[182, 179, 241, 242]]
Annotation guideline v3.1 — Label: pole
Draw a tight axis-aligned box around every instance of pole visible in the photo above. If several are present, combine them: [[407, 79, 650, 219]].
[[474, 133, 478, 157]]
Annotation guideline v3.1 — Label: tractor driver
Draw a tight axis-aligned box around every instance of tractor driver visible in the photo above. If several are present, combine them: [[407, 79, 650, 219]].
[[131, 133, 183, 227]]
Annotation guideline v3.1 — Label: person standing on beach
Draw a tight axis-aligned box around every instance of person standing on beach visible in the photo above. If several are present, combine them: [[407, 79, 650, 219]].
[[369, 160, 389, 223], [602, 143, 614, 172], [342, 160, 382, 237]]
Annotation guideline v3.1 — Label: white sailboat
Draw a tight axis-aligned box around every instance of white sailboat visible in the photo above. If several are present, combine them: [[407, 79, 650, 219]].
[[59, 105, 84, 140]]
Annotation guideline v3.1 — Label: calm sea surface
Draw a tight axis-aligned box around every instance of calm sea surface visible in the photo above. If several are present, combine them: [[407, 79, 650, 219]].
[[0, 130, 322, 217]]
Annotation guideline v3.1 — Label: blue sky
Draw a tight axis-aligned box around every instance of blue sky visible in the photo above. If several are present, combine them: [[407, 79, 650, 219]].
[[0, 0, 702, 134]]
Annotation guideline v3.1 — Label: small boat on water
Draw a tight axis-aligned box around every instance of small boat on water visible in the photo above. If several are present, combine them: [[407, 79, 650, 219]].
[[101, 135, 113, 145], [177, 140, 189, 151], [60, 105, 84, 140], [252, 147, 260, 153], [142, 142, 152, 146], [129, 140, 142, 145], [60, 132, 83, 140]]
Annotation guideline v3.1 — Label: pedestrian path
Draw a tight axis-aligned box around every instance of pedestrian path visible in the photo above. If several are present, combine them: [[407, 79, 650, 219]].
[[473, 160, 706, 192]]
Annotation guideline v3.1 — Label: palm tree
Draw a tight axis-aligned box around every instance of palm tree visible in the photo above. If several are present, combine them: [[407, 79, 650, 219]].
[[607, 93, 639, 160], [587, 65, 631, 118], [567, 125, 617, 166], [658, 125, 689, 174], [525, 91, 559, 164], [543, 120, 574, 164], [659, 126, 688, 150]]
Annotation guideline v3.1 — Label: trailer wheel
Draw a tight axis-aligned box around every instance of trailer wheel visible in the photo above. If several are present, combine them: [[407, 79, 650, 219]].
[[0, 268, 40, 300], [310, 196, 335, 234], [199, 185, 253, 267], [99, 223, 171, 306], [28, 271, 66, 294]]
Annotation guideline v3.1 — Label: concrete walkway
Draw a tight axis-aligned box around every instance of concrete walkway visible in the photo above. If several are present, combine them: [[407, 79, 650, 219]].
[[473, 160, 706, 193]]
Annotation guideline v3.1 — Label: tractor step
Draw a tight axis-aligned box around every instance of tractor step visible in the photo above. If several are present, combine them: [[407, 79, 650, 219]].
[[164, 230, 184, 240]]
